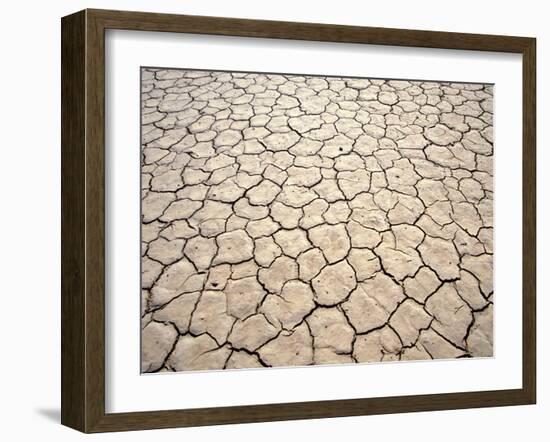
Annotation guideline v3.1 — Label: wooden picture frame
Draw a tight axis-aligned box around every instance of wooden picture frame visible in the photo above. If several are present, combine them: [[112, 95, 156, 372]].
[[61, 8, 536, 433]]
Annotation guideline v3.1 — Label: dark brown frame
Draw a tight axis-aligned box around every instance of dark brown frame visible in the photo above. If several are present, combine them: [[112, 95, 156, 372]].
[[61, 8, 537, 433]]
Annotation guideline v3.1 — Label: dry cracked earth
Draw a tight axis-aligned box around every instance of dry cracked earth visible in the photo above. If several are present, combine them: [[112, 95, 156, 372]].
[[140, 68, 494, 373]]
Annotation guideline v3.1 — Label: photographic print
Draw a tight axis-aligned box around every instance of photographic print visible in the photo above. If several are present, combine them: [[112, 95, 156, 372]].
[[140, 68, 494, 373]]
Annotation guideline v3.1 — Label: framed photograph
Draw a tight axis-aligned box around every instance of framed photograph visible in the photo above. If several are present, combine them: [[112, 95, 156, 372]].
[[61, 9, 536, 433]]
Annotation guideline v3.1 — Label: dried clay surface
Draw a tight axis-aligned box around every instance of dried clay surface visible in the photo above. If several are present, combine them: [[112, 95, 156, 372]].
[[140, 68, 494, 373]]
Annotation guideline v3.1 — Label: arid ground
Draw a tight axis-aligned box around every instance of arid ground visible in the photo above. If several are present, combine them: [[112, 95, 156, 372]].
[[140, 68, 493, 373]]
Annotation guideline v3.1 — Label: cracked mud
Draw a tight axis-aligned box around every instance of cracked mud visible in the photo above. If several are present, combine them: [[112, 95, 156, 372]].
[[140, 68, 494, 373]]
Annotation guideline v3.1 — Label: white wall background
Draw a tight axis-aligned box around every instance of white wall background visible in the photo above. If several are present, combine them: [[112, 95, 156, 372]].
[[0, 0, 546, 440]]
